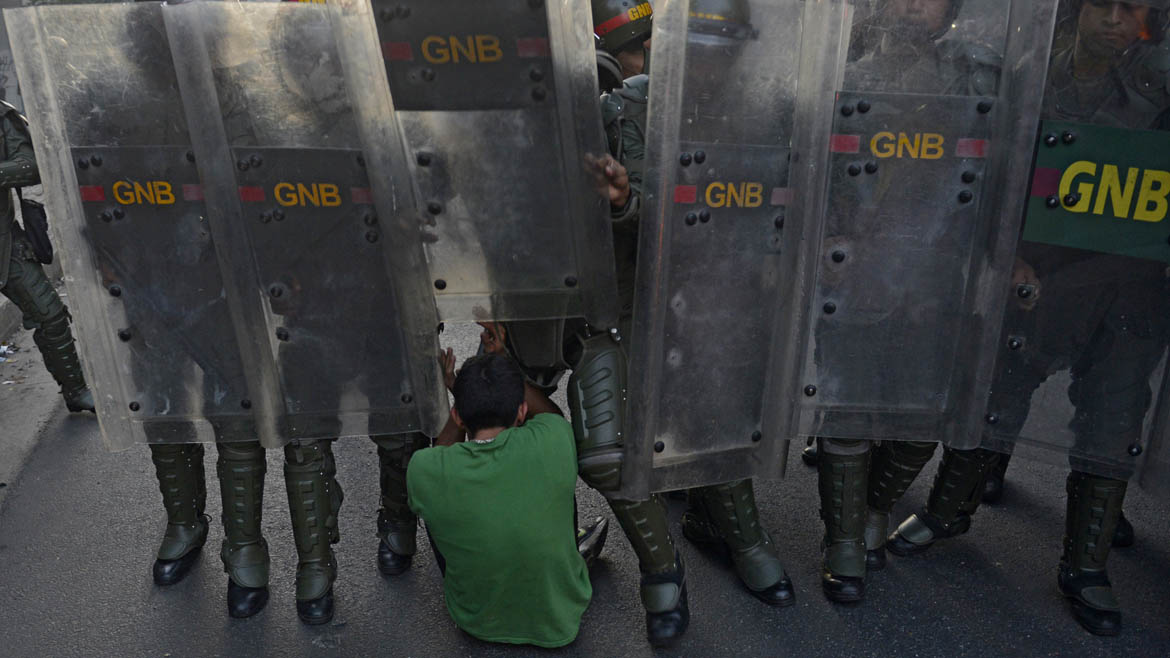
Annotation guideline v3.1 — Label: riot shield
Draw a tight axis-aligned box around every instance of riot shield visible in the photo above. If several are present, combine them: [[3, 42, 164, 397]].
[[6, 2, 256, 449], [164, 0, 446, 443], [786, 0, 1060, 448], [980, 5, 1170, 487], [338, 0, 619, 325], [619, 0, 850, 498]]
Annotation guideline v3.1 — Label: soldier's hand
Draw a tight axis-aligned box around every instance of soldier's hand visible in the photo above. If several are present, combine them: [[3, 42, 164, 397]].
[[586, 153, 630, 209], [440, 347, 456, 392], [478, 322, 508, 356], [1012, 257, 1041, 310]]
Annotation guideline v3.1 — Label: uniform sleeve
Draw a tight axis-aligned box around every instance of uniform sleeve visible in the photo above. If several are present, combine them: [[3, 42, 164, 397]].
[[0, 115, 40, 189]]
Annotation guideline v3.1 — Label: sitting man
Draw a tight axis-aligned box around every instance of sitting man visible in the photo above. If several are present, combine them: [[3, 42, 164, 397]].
[[407, 353, 592, 648]]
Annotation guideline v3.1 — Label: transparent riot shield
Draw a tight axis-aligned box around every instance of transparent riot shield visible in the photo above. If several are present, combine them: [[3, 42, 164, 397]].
[[983, 112, 1170, 485], [6, 2, 256, 449], [336, 0, 619, 325], [787, 0, 1060, 448], [619, 0, 850, 498], [164, 0, 446, 443]]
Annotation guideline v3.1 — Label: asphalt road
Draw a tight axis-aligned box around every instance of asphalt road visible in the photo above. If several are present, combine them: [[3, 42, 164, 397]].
[[0, 322, 1168, 657]]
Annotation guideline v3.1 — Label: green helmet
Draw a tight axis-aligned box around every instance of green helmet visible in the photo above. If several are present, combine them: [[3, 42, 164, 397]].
[[592, 0, 654, 55], [688, 0, 756, 45]]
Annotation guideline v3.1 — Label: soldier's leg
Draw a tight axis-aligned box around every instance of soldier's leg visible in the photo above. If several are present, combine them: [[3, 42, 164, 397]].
[[371, 432, 430, 576], [216, 440, 269, 619], [864, 440, 937, 567], [148, 443, 209, 585], [886, 446, 1000, 556], [682, 479, 794, 606], [1, 252, 92, 411], [817, 437, 870, 603], [1058, 471, 1127, 636], [284, 439, 343, 625], [567, 331, 687, 648]]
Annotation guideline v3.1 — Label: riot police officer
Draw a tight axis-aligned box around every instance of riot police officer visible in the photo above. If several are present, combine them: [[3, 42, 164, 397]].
[[0, 102, 93, 414], [811, 0, 1004, 604], [884, 0, 1170, 636]]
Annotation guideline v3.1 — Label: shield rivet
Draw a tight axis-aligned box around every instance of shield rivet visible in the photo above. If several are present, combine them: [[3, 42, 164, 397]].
[[847, 163, 861, 176], [113, 207, 125, 219], [832, 251, 846, 263], [977, 100, 993, 114], [679, 152, 693, 166], [1064, 193, 1081, 207], [186, 151, 196, 163], [751, 431, 762, 442], [269, 285, 284, 298], [564, 276, 578, 288], [1128, 443, 1143, 457], [1016, 284, 1034, 299], [249, 154, 263, 168], [1045, 195, 1060, 208], [962, 171, 977, 183], [363, 212, 378, 226], [77, 158, 89, 170], [117, 328, 132, 342], [1044, 134, 1058, 147], [840, 104, 854, 117], [532, 86, 547, 101], [857, 100, 871, 113], [823, 301, 837, 314], [396, 5, 411, 18], [259, 211, 272, 224], [529, 67, 544, 82], [699, 209, 711, 223], [1061, 131, 1076, 144], [90, 154, 103, 167], [240, 399, 252, 409], [958, 190, 973, 203], [865, 161, 878, 174], [271, 209, 285, 222], [685, 212, 698, 226], [236, 159, 249, 172], [774, 216, 785, 229], [434, 279, 447, 290], [276, 327, 290, 341], [108, 285, 122, 297], [693, 150, 707, 164], [804, 385, 817, 397], [985, 413, 999, 424], [365, 230, 380, 243], [654, 441, 665, 453], [427, 201, 443, 215], [129, 401, 140, 412], [417, 152, 432, 166], [402, 393, 414, 404], [421, 68, 436, 82], [1007, 337, 1023, 350], [100, 210, 114, 223]]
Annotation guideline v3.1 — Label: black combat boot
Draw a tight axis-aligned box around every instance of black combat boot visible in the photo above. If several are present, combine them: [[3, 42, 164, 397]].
[[285, 440, 343, 625], [887, 447, 997, 557], [982, 452, 1010, 503], [682, 480, 795, 607], [818, 439, 869, 603], [217, 441, 269, 619], [1058, 472, 1127, 636], [372, 433, 428, 576], [149, 443, 209, 586], [577, 517, 609, 568]]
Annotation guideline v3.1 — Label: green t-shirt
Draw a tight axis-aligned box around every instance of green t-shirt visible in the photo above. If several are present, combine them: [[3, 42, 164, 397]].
[[407, 413, 591, 648]]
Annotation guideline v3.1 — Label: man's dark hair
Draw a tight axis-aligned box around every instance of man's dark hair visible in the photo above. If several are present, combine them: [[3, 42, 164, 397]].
[[452, 354, 526, 435]]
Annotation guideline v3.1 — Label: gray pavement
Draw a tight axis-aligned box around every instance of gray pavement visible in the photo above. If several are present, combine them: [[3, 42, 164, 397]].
[[0, 322, 1168, 657]]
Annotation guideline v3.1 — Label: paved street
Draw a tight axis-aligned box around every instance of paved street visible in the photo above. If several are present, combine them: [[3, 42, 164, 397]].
[[1, 322, 1168, 657]]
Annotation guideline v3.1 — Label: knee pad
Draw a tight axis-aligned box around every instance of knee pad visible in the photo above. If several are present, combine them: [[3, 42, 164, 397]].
[[567, 334, 626, 494]]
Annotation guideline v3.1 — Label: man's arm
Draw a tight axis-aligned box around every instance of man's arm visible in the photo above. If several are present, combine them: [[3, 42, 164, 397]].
[[435, 413, 465, 448], [525, 382, 562, 419]]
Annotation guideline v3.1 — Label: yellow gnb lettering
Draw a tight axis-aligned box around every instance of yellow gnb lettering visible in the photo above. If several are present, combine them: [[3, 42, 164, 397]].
[[628, 3, 652, 20], [422, 35, 503, 64], [870, 132, 945, 159], [1092, 165, 1140, 218], [112, 180, 174, 205], [1134, 170, 1170, 222], [274, 182, 298, 207], [274, 182, 341, 207], [1058, 161, 1096, 213], [705, 182, 764, 208]]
